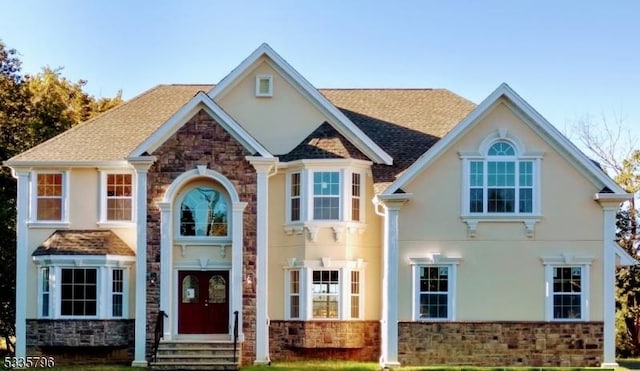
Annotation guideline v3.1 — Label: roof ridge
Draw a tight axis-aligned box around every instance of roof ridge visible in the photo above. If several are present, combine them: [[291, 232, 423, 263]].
[[318, 88, 443, 91], [7, 84, 167, 162]]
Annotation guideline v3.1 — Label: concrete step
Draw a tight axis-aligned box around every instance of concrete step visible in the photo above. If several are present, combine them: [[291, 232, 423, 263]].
[[150, 340, 240, 371]]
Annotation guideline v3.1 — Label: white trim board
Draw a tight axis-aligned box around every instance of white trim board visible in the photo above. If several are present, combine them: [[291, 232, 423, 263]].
[[130, 91, 273, 158], [383, 83, 627, 196]]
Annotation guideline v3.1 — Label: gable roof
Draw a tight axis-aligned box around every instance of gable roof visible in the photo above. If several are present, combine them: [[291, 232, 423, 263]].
[[32, 230, 135, 256], [6, 84, 211, 165], [208, 43, 393, 165], [130, 91, 273, 158], [383, 83, 627, 195], [278, 122, 370, 162], [5, 85, 474, 194]]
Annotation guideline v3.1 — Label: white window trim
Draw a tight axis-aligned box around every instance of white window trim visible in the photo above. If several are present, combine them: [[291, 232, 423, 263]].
[[459, 131, 544, 238], [282, 160, 369, 240], [255, 74, 273, 97], [174, 182, 232, 243], [283, 258, 365, 320], [541, 254, 593, 322], [409, 255, 461, 322], [34, 255, 134, 319], [28, 170, 70, 227], [98, 170, 136, 227]]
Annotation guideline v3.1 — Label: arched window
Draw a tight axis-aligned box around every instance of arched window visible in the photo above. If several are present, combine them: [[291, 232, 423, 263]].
[[179, 186, 228, 237], [468, 140, 534, 214]]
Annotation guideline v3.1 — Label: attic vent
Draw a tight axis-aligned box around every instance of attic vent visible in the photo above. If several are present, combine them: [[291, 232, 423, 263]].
[[256, 74, 273, 97]]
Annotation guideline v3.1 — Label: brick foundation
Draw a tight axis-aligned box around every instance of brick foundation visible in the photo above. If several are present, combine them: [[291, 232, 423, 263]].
[[26, 319, 134, 365], [146, 109, 258, 366], [270, 320, 380, 362], [398, 321, 603, 367]]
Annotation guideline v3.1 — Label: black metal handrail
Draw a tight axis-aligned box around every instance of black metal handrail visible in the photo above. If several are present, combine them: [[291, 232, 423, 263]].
[[151, 310, 168, 363], [233, 310, 239, 364]]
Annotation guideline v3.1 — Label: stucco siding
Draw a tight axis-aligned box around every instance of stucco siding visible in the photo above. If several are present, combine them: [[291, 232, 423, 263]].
[[216, 59, 330, 156], [397, 100, 605, 322]]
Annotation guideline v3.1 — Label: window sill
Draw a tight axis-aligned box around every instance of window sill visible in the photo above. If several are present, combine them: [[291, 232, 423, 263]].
[[460, 215, 541, 238], [97, 221, 136, 228], [27, 221, 70, 229], [283, 221, 366, 242]]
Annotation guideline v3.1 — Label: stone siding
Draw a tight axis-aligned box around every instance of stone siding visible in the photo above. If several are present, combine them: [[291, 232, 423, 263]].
[[146, 109, 258, 366], [398, 321, 603, 367], [26, 319, 134, 365], [270, 320, 380, 362]]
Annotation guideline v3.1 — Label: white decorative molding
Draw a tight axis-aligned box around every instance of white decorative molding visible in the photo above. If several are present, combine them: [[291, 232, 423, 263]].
[[196, 164, 207, 175], [524, 220, 536, 238], [321, 257, 331, 267], [219, 245, 226, 259], [305, 225, 319, 242], [332, 226, 344, 242], [498, 127, 508, 139], [465, 219, 479, 238], [408, 254, 462, 265], [287, 258, 297, 267], [461, 216, 541, 238], [283, 224, 304, 235], [198, 258, 208, 269], [540, 254, 594, 265]]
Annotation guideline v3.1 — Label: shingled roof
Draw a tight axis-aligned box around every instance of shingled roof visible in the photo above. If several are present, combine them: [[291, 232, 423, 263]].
[[32, 230, 135, 256], [8, 85, 475, 193]]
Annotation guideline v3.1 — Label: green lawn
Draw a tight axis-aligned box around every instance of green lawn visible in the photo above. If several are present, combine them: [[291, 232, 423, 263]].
[[36, 361, 633, 371]]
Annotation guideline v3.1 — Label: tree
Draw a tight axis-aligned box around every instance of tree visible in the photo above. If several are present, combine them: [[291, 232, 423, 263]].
[[574, 116, 640, 356], [0, 40, 123, 356]]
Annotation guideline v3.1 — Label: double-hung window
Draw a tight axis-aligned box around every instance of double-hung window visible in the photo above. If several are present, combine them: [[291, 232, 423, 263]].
[[468, 141, 534, 214], [410, 256, 460, 321], [542, 255, 591, 321], [106, 174, 133, 221], [313, 172, 340, 220], [35, 173, 65, 221]]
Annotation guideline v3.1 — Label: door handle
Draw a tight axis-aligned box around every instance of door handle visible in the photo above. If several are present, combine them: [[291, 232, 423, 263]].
[[204, 299, 208, 307]]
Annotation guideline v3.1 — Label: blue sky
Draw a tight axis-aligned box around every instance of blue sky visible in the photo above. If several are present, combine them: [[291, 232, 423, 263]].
[[1, 0, 638, 151]]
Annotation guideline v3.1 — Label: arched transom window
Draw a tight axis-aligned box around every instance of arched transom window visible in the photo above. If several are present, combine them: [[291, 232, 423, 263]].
[[179, 186, 228, 237], [468, 141, 534, 214]]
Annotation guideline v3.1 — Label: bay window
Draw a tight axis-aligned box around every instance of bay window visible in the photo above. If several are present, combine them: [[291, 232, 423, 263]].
[[284, 260, 364, 320], [285, 165, 366, 227]]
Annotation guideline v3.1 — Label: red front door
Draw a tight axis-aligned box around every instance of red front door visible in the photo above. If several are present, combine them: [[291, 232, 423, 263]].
[[178, 270, 229, 334]]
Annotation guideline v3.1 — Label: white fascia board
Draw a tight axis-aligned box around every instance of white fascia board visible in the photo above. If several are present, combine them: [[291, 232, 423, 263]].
[[498, 84, 627, 195], [209, 43, 393, 165], [613, 244, 637, 266], [383, 83, 627, 195], [4, 160, 131, 169], [382, 85, 506, 195], [130, 91, 273, 158]]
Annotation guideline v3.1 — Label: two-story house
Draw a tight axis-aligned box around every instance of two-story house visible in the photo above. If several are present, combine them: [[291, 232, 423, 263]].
[[6, 44, 634, 369]]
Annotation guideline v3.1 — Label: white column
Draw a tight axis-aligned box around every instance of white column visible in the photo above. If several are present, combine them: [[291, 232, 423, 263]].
[[157, 201, 172, 339], [602, 203, 619, 367], [128, 156, 155, 367], [595, 193, 630, 368], [14, 169, 30, 358], [247, 156, 278, 365], [232, 202, 248, 341], [376, 194, 411, 369]]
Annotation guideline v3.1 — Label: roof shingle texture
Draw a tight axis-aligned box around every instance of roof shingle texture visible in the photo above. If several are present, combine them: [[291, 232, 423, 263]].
[[32, 230, 135, 256], [9, 85, 476, 193]]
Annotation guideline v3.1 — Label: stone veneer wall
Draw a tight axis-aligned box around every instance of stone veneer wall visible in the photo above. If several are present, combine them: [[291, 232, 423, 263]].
[[26, 319, 134, 364], [146, 109, 258, 366], [270, 320, 380, 361], [398, 321, 603, 367]]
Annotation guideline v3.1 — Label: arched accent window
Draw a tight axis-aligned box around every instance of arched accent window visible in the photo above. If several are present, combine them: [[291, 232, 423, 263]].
[[179, 186, 229, 237], [468, 140, 534, 214]]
